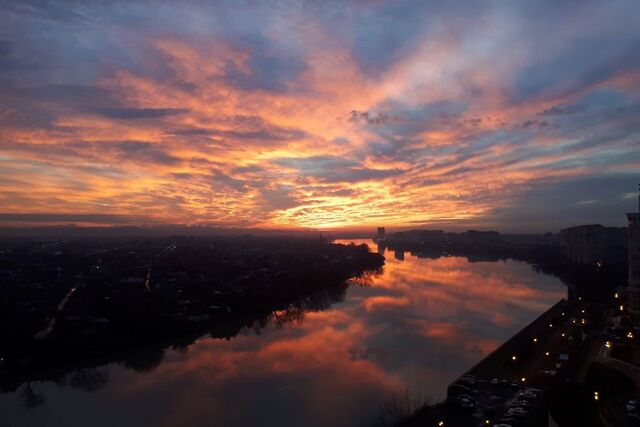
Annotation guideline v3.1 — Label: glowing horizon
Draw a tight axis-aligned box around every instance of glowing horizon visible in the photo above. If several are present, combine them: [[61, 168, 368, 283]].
[[1, 1, 639, 232]]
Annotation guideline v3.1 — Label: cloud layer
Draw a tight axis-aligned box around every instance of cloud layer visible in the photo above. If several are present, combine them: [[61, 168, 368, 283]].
[[1, 1, 639, 230]]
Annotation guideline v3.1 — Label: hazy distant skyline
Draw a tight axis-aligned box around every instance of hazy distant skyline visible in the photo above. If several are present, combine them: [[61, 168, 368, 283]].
[[1, 1, 639, 232]]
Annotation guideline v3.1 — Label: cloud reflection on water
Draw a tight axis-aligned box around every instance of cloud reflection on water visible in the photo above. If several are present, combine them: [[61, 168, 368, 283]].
[[1, 242, 566, 427]]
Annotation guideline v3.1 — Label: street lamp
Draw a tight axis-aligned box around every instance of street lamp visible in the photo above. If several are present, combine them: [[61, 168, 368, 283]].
[[438, 421, 444, 427], [594, 391, 599, 401], [545, 352, 550, 356], [512, 355, 517, 361]]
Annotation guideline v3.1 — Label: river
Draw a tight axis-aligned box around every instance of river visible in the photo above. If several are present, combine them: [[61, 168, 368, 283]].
[[0, 240, 566, 427]]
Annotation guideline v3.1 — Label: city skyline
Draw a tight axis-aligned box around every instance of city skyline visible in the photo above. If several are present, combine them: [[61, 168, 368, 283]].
[[1, 1, 640, 232]]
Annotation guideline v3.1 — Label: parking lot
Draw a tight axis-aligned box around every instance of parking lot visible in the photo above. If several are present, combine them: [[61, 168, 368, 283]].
[[446, 373, 545, 427]]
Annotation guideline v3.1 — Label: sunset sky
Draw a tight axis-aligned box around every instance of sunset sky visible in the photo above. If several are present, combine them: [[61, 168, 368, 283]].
[[1, 1, 639, 231]]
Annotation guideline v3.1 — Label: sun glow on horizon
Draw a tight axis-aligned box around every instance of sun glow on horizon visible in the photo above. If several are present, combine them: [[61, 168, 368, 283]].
[[0, 1, 639, 231]]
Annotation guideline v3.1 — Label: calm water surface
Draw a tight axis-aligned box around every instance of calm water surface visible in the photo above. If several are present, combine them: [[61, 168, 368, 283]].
[[1, 240, 566, 427]]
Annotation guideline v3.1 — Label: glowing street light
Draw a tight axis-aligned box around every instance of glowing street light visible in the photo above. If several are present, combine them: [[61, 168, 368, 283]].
[[615, 292, 619, 299], [594, 391, 599, 401], [545, 352, 550, 356], [438, 421, 444, 427], [533, 338, 538, 343], [605, 341, 611, 349], [620, 305, 625, 312], [512, 355, 517, 361]]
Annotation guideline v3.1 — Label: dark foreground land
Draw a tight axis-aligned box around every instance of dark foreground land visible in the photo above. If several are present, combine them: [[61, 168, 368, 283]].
[[0, 235, 384, 391]]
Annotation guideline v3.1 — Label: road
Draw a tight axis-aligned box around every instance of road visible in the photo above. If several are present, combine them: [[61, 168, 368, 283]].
[[33, 286, 78, 340]]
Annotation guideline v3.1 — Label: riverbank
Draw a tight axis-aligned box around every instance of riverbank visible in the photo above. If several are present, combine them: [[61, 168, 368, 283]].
[[398, 300, 572, 427]]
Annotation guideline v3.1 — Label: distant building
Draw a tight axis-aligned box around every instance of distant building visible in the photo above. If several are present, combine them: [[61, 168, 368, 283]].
[[628, 187, 640, 315], [376, 227, 386, 240], [559, 224, 627, 265]]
